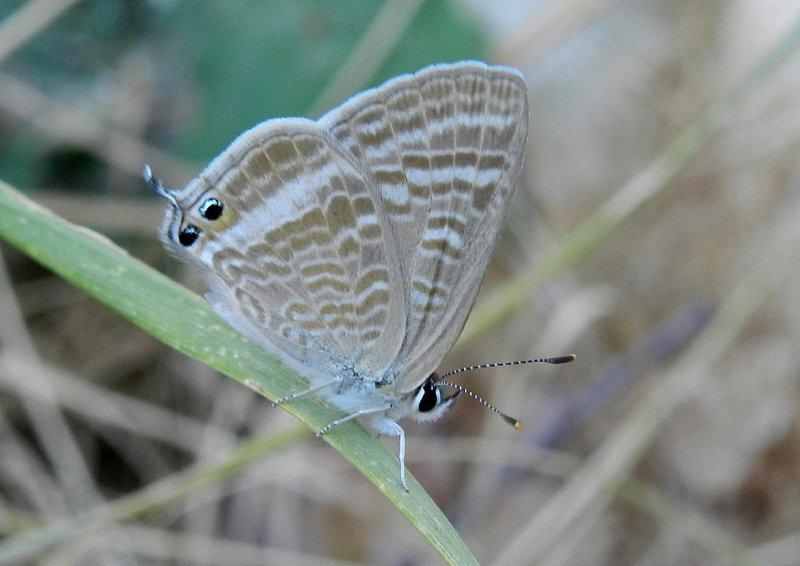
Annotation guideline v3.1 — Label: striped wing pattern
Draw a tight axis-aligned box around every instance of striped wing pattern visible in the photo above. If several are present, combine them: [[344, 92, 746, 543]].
[[321, 62, 528, 391], [162, 119, 404, 379], [161, 62, 527, 392]]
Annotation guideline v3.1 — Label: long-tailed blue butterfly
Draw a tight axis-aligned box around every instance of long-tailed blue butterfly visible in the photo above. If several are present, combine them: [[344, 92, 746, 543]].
[[147, 61, 572, 490]]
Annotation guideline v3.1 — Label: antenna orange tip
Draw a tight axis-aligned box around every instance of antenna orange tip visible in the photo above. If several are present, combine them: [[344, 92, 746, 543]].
[[514, 421, 524, 431]]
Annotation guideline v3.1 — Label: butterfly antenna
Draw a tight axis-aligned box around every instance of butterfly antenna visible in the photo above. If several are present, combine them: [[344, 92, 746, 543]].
[[435, 378, 524, 430], [438, 354, 575, 380], [142, 164, 179, 207]]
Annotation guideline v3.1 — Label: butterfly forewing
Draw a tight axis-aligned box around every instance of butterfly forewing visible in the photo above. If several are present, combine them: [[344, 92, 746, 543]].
[[320, 62, 528, 391], [163, 119, 405, 379]]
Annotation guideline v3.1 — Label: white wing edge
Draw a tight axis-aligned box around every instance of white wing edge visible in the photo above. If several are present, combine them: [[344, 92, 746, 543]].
[[317, 60, 526, 130]]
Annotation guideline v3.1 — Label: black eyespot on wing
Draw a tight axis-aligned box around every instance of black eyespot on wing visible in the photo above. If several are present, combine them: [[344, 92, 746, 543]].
[[178, 225, 200, 246], [199, 198, 223, 220]]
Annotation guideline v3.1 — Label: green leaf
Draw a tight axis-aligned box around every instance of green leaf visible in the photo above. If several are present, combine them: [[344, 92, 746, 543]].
[[0, 181, 478, 565]]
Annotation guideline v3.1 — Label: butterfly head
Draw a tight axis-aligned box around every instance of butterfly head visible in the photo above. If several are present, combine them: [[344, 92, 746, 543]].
[[408, 356, 575, 429], [409, 374, 460, 423]]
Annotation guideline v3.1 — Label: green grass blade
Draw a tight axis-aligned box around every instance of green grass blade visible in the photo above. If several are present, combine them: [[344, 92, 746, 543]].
[[0, 182, 478, 566]]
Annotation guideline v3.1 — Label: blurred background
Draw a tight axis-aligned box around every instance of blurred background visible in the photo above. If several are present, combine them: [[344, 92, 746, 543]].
[[1, 1, 800, 564]]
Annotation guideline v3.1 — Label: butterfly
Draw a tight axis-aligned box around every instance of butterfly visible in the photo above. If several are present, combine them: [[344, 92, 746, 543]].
[[147, 61, 571, 491]]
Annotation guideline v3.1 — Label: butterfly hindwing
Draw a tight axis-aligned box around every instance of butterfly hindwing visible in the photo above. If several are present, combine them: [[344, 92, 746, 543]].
[[161, 119, 405, 380]]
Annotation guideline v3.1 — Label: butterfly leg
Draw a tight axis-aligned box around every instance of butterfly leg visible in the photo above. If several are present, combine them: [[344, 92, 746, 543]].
[[316, 404, 391, 437], [272, 378, 341, 406], [375, 419, 409, 492]]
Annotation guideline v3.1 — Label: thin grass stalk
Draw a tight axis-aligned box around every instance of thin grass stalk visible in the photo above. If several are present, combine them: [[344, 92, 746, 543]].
[[494, 198, 800, 565], [458, 14, 800, 349], [0, 183, 478, 565], [0, 426, 307, 564]]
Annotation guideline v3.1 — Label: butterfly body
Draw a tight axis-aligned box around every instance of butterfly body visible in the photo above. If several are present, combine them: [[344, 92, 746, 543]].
[[152, 61, 528, 490]]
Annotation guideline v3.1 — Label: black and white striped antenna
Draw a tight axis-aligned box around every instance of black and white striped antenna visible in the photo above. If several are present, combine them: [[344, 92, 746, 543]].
[[438, 355, 575, 380], [434, 354, 575, 429]]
